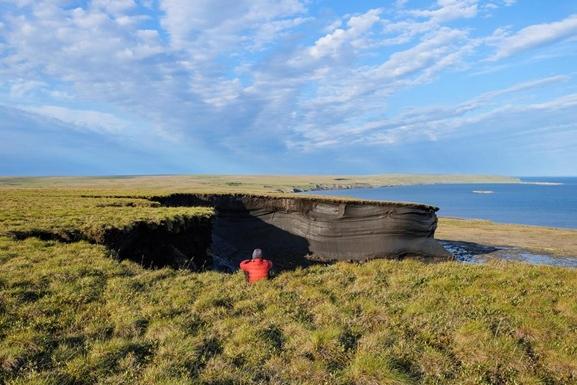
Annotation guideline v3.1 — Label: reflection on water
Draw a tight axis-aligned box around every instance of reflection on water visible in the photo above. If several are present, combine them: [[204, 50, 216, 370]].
[[441, 241, 577, 268]]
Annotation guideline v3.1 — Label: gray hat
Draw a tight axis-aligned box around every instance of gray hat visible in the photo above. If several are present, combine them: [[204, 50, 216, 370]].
[[252, 248, 263, 259]]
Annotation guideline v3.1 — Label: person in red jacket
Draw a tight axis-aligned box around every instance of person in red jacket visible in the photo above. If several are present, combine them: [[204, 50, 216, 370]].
[[239, 248, 272, 283]]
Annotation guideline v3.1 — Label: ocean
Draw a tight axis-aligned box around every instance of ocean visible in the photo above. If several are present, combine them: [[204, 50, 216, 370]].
[[305, 177, 577, 229]]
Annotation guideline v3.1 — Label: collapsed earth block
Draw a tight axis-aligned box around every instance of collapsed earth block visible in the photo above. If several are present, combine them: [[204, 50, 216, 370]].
[[155, 194, 451, 271]]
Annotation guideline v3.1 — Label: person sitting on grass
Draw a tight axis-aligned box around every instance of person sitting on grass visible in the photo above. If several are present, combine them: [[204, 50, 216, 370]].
[[239, 248, 273, 283]]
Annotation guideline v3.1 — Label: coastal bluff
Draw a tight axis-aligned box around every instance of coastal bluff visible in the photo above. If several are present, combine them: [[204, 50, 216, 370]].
[[156, 194, 451, 270]]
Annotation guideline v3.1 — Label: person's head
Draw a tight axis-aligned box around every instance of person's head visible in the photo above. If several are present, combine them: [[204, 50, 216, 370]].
[[252, 248, 263, 259]]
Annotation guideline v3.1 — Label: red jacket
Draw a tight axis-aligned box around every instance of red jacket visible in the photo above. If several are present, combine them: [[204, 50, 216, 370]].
[[239, 258, 272, 283]]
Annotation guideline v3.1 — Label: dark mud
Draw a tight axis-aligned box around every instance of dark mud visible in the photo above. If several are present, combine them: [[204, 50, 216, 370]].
[[102, 217, 212, 269], [8, 217, 213, 270]]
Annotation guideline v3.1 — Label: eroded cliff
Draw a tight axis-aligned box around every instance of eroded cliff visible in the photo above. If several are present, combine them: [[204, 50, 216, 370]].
[[155, 194, 451, 270]]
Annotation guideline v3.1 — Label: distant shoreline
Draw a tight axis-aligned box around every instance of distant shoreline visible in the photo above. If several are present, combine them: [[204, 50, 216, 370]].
[[306, 179, 577, 230], [519, 181, 564, 186], [298, 178, 521, 193], [0, 174, 522, 193]]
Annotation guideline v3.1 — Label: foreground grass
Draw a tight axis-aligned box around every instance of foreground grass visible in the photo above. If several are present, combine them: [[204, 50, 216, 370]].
[[1, 236, 577, 384], [1, 179, 576, 384]]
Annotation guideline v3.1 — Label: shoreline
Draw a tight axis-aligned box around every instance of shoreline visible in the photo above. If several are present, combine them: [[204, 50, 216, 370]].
[[437, 217, 577, 258], [520, 181, 564, 186], [438, 215, 577, 231], [298, 186, 577, 260], [291, 179, 522, 193]]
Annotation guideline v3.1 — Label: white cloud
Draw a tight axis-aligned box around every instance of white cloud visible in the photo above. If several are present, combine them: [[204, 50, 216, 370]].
[[159, 0, 306, 54], [288, 75, 573, 150], [358, 94, 577, 148], [476, 75, 570, 100], [296, 26, 475, 124], [484, 0, 516, 10], [92, 0, 136, 15], [0, 0, 575, 164], [409, 0, 478, 23], [1, 0, 483, 151], [490, 14, 577, 60], [373, 27, 470, 79], [395, 0, 409, 7], [9, 79, 45, 97], [21, 105, 133, 134], [309, 9, 382, 59]]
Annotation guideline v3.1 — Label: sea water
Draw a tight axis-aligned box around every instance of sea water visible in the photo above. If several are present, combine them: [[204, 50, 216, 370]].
[[306, 177, 577, 229]]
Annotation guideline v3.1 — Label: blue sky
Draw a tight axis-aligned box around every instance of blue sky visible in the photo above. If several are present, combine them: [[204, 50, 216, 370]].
[[1, 0, 576, 176]]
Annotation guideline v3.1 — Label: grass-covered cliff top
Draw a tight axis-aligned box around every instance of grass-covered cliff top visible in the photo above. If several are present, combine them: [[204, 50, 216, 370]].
[[0, 190, 213, 241], [0, 173, 520, 239], [0, 173, 519, 239], [0, 189, 438, 243], [154, 192, 441, 211]]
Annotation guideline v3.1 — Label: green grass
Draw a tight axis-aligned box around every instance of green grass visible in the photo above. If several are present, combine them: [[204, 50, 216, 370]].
[[1, 178, 576, 384], [1, 236, 577, 384], [0, 190, 213, 241]]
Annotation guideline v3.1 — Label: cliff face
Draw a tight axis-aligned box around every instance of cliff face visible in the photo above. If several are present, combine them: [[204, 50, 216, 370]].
[[207, 195, 451, 270]]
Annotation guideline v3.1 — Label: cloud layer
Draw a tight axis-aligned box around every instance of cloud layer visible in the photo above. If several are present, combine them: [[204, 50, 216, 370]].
[[0, 0, 576, 175]]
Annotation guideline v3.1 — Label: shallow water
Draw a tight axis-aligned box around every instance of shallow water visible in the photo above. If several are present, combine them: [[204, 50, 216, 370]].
[[441, 241, 577, 268]]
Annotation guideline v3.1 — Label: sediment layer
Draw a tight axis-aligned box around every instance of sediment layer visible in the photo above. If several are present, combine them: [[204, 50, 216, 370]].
[[8, 216, 212, 270], [156, 194, 451, 270], [8, 193, 450, 271]]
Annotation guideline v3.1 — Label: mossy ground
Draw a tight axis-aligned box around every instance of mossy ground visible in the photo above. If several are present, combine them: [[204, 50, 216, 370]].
[[2, 237, 577, 384], [1, 176, 576, 384], [0, 190, 213, 241]]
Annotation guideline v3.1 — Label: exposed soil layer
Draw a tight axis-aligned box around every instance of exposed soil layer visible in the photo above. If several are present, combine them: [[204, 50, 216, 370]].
[[9, 229, 83, 243], [153, 193, 452, 271], [101, 217, 212, 269], [8, 216, 213, 270], [152, 192, 440, 210], [8, 193, 449, 271]]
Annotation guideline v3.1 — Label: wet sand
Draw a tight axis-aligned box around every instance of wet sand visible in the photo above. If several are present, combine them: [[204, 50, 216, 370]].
[[441, 240, 577, 268]]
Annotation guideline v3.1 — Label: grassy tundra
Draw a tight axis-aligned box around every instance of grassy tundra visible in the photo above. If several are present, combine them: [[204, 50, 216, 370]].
[[0, 174, 519, 193], [1, 175, 576, 384]]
